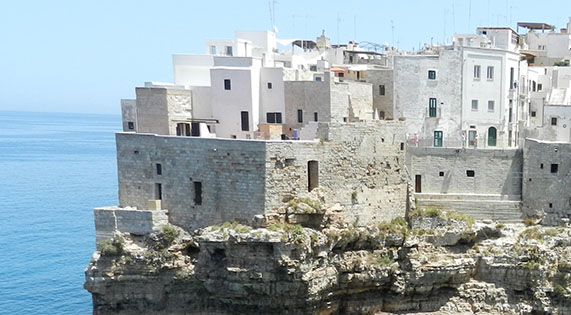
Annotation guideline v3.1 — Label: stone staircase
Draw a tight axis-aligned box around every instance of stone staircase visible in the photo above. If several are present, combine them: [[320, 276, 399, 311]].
[[415, 193, 523, 223]]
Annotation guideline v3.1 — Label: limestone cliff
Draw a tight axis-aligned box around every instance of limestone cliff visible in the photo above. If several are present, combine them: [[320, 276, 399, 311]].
[[85, 207, 571, 314]]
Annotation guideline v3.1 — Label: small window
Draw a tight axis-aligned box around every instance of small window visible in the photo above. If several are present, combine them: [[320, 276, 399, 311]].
[[486, 66, 494, 80], [297, 110, 303, 123], [314, 112, 318, 122], [474, 65, 481, 79], [155, 183, 162, 200], [428, 70, 436, 80], [471, 100, 478, 111], [466, 170, 475, 177], [127, 121, 135, 130], [509, 107, 513, 122], [531, 111, 536, 117], [488, 100, 495, 111], [156, 163, 162, 175], [224, 79, 231, 90], [549, 203, 553, 208], [315, 76, 322, 82], [194, 181, 202, 205], [210, 45, 216, 55], [429, 98, 437, 117], [379, 85, 385, 95], [551, 117, 558, 126], [241, 111, 249, 131], [338, 72, 344, 78], [400, 142, 404, 150], [434, 130, 443, 147], [540, 163, 544, 169], [439, 171, 444, 177], [226, 45, 233, 56], [551, 164, 558, 173], [267, 82, 273, 89], [538, 83, 542, 91]]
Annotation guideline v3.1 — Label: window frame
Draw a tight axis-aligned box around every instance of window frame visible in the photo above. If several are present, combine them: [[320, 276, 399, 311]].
[[486, 66, 494, 80], [241, 111, 249, 131], [434, 130, 443, 147], [379, 84, 385, 95], [297, 109, 303, 123], [471, 99, 478, 111], [474, 65, 481, 79], [488, 100, 495, 112], [428, 98, 437, 117], [224, 79, 231, 90], [428, 70, 436, 80]]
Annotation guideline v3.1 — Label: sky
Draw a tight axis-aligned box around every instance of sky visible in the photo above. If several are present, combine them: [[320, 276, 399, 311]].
[[0, 0, 569, 115]]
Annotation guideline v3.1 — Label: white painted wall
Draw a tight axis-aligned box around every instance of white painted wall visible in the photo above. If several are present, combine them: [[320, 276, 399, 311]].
[[173, 55, 214, 87], [259, 67, 285, 123]]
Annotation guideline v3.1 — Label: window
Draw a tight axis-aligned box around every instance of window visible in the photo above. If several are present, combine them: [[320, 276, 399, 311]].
[[176, 123, 191, 136], [488, 100, 495, 111], [471, 100, 478, 111], [531, 111, 536, 117], [191, 122, 200, 137], [486, 66, 494, 80], [428, 70, 436, 80], [297, 110, 303, 123], [308, 161, 319, 192], [538, 83, 542, 91], [226, 46, 233, 56], [540, 163, 544, 169], [194, 181, 202, 205], [551, 117, 558, 126], [210, 45, 216, 55], [551, 164, 558, 173], [466, 170, 475, 177], [338, 72, 344, 78], [379, 85, 385, 95], [439, 171, 444, 177], [429, 98, 437, 117], [315, 76, 322, 82], [510, 67, 515, 89], [127, 121, 135, 130], [434, 131, 443, 147], [266, 112, 282, 124], [400, 142, 404, 150], [549, 203, 553, 208], [267, 82, 273, 89], [156, 163, 162, 175], [474, 65, 481, 79], [532, 81, 537, 92], [224, 79, 231, 90], [155, 183, 162, 200], [314, 112, 318, 122], [509, 107, 513, 122], [241, 111, 249, 131]]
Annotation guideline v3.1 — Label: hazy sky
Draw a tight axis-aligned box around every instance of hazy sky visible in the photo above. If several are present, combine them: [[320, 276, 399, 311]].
[[1, 0, 569, 115]]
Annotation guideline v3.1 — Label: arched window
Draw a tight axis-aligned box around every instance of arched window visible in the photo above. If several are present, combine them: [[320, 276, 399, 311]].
[[488, 127, 497, 146]]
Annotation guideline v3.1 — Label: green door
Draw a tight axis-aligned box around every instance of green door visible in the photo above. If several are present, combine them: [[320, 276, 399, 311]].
[[488, 127, 497, 146]]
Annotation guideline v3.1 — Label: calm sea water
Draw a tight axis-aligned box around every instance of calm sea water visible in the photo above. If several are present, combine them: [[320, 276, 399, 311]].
[[0, 111, 120, 314]]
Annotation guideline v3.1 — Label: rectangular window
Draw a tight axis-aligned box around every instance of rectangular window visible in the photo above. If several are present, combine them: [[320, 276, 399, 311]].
[[226, 46, 233, 56], [193, 181, 202, 205], [531, 111, 536, 117], [210, 45, 216, 55], [127, 121, 135, 130], [314, 112, 318, 122], [434, 130, 443, 147], [466, 170, 475, 177], [224, 79, 231, 90], [429, 98, 437, 117], [509, 107, 513, 122], [176, 123, 191, 136], [439, 171, 444, 176], [538, 83, 542, 91], [551, 117, 558, 126], [510, 67, 515, 89], [379, 85, 385, 95], [487, 66, 494, 79], [191, 122, 200, 137], [155, 183, 162, 200], [315, 76, 322, 82], [532, 81, 537, 92], [266, 112, 282, 124], [428, 70, 436, 80], [471, 100, 478, 111], [488, 100, 495, 111], [241, 111, 249, 131], [267, 82, 273, 89], [551, 164, 558, 173], [156, 163, 162, 175], [474, 65, 481, 79], [297, 109, 303, 123]]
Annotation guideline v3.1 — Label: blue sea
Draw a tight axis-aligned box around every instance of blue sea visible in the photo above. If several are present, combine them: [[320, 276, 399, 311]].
[[0, 111, 120, 314]]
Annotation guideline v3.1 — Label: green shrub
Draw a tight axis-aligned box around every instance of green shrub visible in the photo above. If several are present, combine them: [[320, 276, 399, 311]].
[[496, 222, 505, 229], [523, 217, 536, 227], [409, 206, 442, 219], [99, 236, 125, 256], [447, 211, 475, 227], [161, 225, 180, 243], [220, 221, 252, 233], [375, 255, 393, 266]]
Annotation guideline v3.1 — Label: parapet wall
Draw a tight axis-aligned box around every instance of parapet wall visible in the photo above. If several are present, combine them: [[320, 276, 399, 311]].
[[408, 147, 523, 196], [523, 139, 571, 225], [94, 207, 168, 243]]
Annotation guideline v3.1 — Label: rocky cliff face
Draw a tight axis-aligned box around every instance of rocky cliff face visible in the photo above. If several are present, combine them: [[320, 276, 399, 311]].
[[85, 208, 571, 314]]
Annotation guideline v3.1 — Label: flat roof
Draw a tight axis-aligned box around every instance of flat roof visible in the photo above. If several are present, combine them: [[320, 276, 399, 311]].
[[517, 22, 555, 30]]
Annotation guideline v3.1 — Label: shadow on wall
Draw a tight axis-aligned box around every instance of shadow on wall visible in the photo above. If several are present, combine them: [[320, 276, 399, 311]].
[[501, 152, 523, 196]]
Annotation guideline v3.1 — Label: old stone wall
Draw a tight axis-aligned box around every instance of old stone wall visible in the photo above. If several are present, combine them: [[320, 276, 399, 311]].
[[408, 147, 523, 196], [94, 207, 168, 243], [347, 81, 374, 121], [284, 79, 330, 131], [523, 138, 571, 225], [265, 121, 408, 224], [121, 99, 137, 132], [116, 133, 268, 230], [135, 87, 192, 136]]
